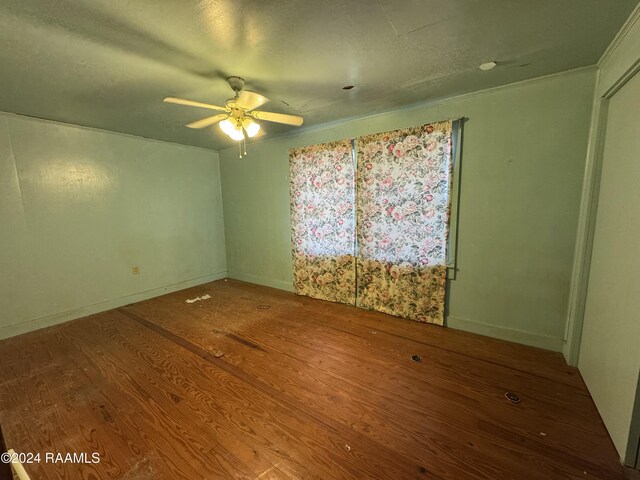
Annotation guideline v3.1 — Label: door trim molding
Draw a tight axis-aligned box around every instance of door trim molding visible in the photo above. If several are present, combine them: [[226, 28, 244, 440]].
[[563, 35, 640, 367]]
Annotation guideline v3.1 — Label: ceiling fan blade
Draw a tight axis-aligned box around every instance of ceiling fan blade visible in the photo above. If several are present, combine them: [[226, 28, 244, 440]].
[[186, 113, 228, 129], [252, 110, 304, 126], [236, 90, 270, 111], [164, 97, 227, 112]]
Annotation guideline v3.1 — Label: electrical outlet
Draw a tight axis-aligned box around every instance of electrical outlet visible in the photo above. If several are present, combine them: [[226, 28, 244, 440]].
[[132, 266, 140, 275]]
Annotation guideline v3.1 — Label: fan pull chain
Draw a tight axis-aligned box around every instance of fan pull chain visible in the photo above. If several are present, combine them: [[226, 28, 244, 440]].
[[237, 130, 247, 159]]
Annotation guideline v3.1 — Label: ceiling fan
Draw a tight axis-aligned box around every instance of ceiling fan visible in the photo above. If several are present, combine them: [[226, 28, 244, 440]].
[[164, 76, 303, 156]]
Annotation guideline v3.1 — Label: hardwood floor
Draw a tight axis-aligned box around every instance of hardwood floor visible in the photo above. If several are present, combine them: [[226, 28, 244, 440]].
[[0, 279, 627, 479]]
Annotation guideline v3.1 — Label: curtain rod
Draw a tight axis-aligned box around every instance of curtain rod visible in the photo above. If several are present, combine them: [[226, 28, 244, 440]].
[[350, 117, 466, 141], [289, 118, 467, 154]]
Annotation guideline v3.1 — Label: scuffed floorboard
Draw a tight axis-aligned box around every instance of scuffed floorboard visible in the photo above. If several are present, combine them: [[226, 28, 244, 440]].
[[0, 279, 628, 479]]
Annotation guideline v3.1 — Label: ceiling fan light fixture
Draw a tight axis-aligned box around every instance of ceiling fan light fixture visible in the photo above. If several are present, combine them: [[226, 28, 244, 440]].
[[164, 75, 304, 149], [243, 118, 260, 138], [220, 118, 244, 141]]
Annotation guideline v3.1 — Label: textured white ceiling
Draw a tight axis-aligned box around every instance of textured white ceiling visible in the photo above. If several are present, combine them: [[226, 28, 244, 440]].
[[0, 0, 637, 150]]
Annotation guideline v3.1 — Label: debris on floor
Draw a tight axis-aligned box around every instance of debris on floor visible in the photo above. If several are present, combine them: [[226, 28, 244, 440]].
[[185, 294, 212, 304], [213, 350, 225, 358], [344, 444, 351, 452], [411, 354, 422, 363], [505, 392, 521, 403]]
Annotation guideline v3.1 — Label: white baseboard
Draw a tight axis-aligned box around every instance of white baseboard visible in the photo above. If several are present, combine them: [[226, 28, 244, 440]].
[[0, 271, 228, 340], [226, 271, 294, 292], [446, 315, 565, 352]]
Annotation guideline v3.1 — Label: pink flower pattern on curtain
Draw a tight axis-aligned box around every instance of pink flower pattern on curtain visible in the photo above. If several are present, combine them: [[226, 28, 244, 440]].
[[289, 140, 356, 304], [356, 121, 453, 325]]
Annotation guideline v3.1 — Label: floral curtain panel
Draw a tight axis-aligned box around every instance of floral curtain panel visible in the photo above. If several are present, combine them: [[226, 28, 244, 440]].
[[355, 121, 453, 325], [289, 140, 356, 304]]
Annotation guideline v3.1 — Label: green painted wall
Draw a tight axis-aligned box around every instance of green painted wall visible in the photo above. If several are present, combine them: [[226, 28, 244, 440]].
[[0, 112, 227, 339], [578, 7, 640, 464], [219, 68, 596, 351]]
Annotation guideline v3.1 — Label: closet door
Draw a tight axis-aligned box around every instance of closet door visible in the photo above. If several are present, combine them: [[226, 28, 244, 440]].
[[578, 70, 640, 465], [289, 140, 356, 304], [355, 122, 453, 325]]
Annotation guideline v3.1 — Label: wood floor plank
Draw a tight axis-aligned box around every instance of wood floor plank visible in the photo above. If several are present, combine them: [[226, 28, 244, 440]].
[[123, 289, 619, 479], [117, 309, 446, 480], [56, 320, 261, 479], [132, 282, 604, 442], [217, 280, 583, 388], [0, 279, 627, 479], [86, 312, 334, 480]]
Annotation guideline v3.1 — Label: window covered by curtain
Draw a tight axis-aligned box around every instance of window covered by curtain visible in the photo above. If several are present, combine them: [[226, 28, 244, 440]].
[[355, 121, 453, 325], [289, 140, 356, 304]]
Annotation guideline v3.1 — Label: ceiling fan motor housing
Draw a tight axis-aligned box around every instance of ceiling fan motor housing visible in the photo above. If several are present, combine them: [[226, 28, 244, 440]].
[[226, 106, 246, 125], [227, 76, 246, 94]]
